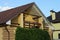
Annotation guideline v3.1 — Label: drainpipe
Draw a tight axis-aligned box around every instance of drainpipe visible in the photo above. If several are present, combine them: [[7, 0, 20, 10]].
[[5, 26, 10, 40]]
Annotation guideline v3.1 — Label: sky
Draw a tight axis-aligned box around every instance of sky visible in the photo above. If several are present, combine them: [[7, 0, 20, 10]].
[[0, 0, 60, 17]]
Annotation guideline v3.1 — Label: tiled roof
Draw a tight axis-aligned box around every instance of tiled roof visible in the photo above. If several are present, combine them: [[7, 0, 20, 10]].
[[47, 11, 60, 23], [0, 3, 34, 24]]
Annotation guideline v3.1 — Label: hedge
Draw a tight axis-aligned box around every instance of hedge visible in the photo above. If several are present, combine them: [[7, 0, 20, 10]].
[[15, 27, 50, 40]]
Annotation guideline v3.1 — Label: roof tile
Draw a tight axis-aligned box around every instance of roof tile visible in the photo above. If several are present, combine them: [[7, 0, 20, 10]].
[[0, 2, 34, 24]]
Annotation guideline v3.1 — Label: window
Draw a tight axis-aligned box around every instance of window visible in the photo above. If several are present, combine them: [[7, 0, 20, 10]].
[[58, 33, 60, 39]]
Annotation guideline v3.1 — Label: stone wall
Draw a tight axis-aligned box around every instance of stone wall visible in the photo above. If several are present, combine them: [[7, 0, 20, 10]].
[[3, 26, 17, 40]]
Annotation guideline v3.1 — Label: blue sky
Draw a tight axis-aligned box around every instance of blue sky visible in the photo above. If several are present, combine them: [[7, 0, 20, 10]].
[[0, 0, 60, 17]]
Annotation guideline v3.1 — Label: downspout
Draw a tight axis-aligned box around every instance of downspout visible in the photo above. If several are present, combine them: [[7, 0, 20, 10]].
[[5, 26, 10, 40]]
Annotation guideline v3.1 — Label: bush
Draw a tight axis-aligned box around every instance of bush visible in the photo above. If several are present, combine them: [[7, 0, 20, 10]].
[[15, 27, 50, 40]]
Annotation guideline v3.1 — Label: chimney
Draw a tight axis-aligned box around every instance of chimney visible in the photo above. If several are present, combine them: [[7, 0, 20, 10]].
[[50, 10, 56, 20]]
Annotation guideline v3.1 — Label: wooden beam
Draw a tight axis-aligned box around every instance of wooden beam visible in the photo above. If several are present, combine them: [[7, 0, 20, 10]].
[[23, 13, 25, 28]]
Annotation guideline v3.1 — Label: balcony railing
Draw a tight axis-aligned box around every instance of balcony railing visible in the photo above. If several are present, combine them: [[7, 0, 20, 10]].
[[24, 21, 41, 28]]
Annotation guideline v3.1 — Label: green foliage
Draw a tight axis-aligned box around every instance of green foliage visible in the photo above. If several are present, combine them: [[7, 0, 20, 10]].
[[15, 27, 50, 40]]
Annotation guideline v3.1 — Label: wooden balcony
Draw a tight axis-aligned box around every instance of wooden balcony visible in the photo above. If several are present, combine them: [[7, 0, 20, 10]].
[[24, 21, 41, 28]]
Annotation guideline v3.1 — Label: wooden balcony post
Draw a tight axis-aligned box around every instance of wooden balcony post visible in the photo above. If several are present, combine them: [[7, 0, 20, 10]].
[[18, 13, 24, 28]]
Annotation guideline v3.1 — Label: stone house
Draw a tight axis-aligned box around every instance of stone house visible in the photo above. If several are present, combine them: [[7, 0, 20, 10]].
[[0, 2, 53, 40]]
